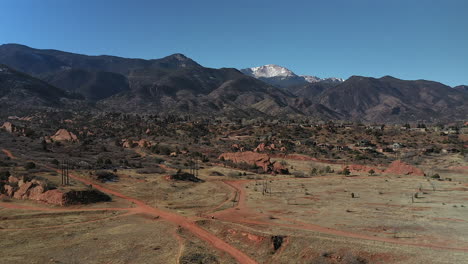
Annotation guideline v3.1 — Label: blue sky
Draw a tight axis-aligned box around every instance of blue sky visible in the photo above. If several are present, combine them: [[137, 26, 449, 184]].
[[0, 0, 467, 86]]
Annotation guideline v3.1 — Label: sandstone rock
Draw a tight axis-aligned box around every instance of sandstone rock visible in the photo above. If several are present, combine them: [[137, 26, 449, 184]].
[[51, 129, 78, 142], [8, 176, 19, 184], [272, 161, 288, 174], [385, 160, 424, 176], [13, 181, 33, 199], [18, 179, 25, 187], [28, 185, 46, 200], [219, 151, 288, 175], [137, 139, 152, 148], [39, 189, 66, 206], [4, 185, 15, 197], [122, 139, 137, 148], [254, 143, 266, 152], [1, 122, 15, 133]]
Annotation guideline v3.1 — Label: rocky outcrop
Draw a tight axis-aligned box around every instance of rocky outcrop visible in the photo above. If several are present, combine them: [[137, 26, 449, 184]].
[[253, 143, 277, 152], [51, 129, 78, 142], [385, 160, 425, 176], [1, 176, 111, 206], [122, 139, 153, 148], [1, 122, 26, 135], [219, 151, 288, 175], [1, 122, 15, 133]]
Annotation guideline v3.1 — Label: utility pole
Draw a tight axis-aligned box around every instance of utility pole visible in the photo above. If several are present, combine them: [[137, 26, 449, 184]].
[[61, 160, 70, 186]]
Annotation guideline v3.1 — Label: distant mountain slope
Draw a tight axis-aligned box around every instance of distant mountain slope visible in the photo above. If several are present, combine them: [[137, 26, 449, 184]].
[[42, 69, 129, 101], [0, 64, 79, 108], [0, 43, 200, 76], [317, 76, 468, 122], [454, 85, 468, 93], [0, 44, 199, 100]]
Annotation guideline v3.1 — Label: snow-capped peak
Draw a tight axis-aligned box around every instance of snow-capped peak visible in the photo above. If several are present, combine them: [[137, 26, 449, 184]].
[[241, 64, 344, 86], [242, 64, 297, 78], [301, 76, 344, 84], [301, 75, 322, 83]]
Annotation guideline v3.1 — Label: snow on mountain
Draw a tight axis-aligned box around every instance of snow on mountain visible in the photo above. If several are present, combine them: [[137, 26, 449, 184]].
[[241, 64, 297, 79], [241, 64, 344, 86], [301, 75, 322, 83]]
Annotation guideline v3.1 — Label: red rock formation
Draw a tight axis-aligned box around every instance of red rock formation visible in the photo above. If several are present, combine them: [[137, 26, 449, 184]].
[[385, 160, 425, 176], [254, 143, 277, 152], [8, 176, 19, 184], [4, 185, 15, 196], [219, 151, 288, 174], [122, 139, 136, 148], [273, 161, 288, 174], [1, 122, 15, 133], [137, 139, 152, 148], [254, 143, 266, 152], [13, 181, 33, 199], [28, 185, 46, 200], [1, 177, 110, 206], [51, 129, 78, 142]]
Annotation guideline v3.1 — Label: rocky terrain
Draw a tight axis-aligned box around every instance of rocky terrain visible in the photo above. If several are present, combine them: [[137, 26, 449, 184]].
[[0, 110, 466, 264]]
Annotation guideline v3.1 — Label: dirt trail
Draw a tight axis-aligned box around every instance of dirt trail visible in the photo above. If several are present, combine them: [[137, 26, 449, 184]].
[[66, 174, 257, 264], [0, 148, 258, 264], [172, 227, 185, 264], [1, 149, 16, 159], [214, 180, 468, 252]]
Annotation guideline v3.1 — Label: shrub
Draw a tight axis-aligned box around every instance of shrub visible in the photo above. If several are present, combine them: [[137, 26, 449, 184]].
[[0, 170, 10, 181], [342, 167, 351, 176], [24, 162, 36, 170]]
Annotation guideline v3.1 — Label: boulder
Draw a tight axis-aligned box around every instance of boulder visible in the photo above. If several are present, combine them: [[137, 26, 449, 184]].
[[38, 189, 66, 205], [254, 143, 266, 152], [51, 129, 78, 142], [122, 139, 137, 148], [385, 160, 425, 176], [8, 176, 19, 184], [137, 139, 152, 148], [272, 161, 288, 174], [4, 185, 15, 197], [1, 122, 15, 133], [28, 185, 46, 200], [13, 181, 33, 199]]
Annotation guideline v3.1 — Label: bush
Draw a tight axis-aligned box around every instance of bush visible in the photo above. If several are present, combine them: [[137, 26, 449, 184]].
[[293, 171, 307, 178], [0, 170, 10, 181], [24, 162, 36, 170], [342, 167, 351, 176], [94, 171, 118, 182], [136, 167, 166, 174]]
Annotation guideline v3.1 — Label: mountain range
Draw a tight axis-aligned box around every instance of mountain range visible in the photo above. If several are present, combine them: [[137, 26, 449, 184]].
[[0, 43, 466, 122]]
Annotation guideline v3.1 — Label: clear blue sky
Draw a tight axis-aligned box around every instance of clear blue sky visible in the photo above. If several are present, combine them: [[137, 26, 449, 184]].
[[1, 0, 467, 86]]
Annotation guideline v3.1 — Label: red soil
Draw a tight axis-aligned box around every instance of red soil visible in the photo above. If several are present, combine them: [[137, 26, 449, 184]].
[[1, 149, 16, 159]]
